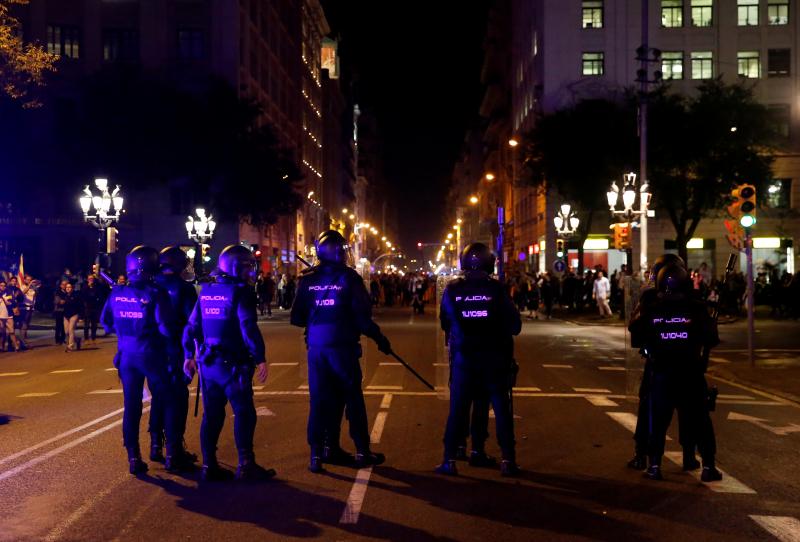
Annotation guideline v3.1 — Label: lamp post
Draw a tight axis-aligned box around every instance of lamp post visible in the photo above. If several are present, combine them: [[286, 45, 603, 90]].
[[606, 172, 652, 274], [79, 178, 124, 274], [553, 203, 580, 237], [185, 208, 216, 277]]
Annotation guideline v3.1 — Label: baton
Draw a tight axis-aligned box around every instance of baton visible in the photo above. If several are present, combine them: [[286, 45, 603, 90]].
[[389, 350, 434, 390], [193, 340, 201, 417], [297, 255, 312, 268]]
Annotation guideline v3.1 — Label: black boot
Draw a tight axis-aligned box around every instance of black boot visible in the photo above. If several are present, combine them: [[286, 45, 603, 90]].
[[701, 463, 723, 482], [149, 433, 165, 463], [682, 451, 701, 471], [354, 450, 385, 468], [455, 445, 468, 461], [126, 446, 148, 475], [165, 443, 197, 473], [627, 454, 647, 470], [235, 451, 276, 481], [468, 450, 498, 468], [309, 455, 326, 474], [500, 459, 521, 477], [434, 459, 458, 476], [322, 445, 354, 466], [201, 462, 234, 482], [644, 464, 663, 481]]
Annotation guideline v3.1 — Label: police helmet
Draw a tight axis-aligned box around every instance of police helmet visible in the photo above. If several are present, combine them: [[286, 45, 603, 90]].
[[656, 263, 690, 295], [460, 243, 496, 274], [315, 230, 348, 265], [649, 253, 686, 282], [159, 245, 189, 275], [126, 246, 160, 280], [218, 244, 257, 283]]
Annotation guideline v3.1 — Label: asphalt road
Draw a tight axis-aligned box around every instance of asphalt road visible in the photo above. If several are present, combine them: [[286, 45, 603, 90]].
[[1, 307, 799, 541]]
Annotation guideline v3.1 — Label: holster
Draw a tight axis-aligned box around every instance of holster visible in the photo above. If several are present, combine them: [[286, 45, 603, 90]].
[[198, 344, 225, 366], [508, 359, 519, 389]]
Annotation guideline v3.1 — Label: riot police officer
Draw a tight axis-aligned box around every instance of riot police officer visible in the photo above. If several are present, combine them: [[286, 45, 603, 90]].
[[436, 243, 522, 477], [147, 246, 198, 466], [183, 244, 274, 482], [101, 246, 189, 474], [629, 263, 722, 482], [290, 230, 391, 474]]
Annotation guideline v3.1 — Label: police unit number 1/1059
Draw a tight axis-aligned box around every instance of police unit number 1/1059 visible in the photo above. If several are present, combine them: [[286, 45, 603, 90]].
[[315, 299, 336, 306]]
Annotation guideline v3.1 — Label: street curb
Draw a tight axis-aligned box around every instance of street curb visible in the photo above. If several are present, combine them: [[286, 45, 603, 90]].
[[708, 366, 800, 407], [556, 318, 625, 327]]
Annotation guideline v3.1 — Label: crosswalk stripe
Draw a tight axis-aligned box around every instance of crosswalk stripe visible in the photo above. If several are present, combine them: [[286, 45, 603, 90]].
[[380, 394, 393, 409], [663, 452, 756, 494], [270, 362, 299, 366], [750, 515, 800, 542], [605, 411, 671, 441], [0, 372, 28, 377], [366, 385, 403, 390], [598, 366, 625, 371], [543, 364, 573, 369], [87, 390, 123, 394], [104, 368, 117, 372], [17, 392, 59, 398], [513, 387, 542, 392], [379, 362, 402, 366], [50, 369, 84, 374], [717, 394, 754, 400], [585, 396, 618, 407], [574, 387, 612, 393], [297, 384, 309, 389]]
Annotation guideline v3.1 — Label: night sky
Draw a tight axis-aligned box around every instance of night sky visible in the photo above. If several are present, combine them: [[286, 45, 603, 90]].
[[322, 1, 491, 250]]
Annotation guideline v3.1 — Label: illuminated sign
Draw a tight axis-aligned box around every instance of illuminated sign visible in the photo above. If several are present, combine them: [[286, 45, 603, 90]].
[[583, 238, 609, 250], [321, 39, 339, 79], [753, 237, 781, 249], [533, 244, 540, 254], [528, 244, 535, 255], [686, 238, 704, 249]]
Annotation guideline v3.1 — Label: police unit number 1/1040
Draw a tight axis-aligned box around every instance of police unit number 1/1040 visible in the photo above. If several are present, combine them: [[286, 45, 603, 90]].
[[315, 299, 336, 306]]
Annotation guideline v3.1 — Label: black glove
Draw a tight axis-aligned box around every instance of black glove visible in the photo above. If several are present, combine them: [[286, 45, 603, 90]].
[[376, 334, 392, 355]]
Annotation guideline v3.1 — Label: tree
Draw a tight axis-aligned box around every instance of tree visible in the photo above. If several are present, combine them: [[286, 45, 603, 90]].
[[523, 98, 637, 273], [647, 79, 775, 262], [0, 0, 56, 107]]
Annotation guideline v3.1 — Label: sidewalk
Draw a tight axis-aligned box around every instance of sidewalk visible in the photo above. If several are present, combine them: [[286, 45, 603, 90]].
[[709, 359, 800, 406]]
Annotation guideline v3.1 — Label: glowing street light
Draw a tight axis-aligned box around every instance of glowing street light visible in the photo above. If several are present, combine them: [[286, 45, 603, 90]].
[[607, 172, 653, 274], [79, 178, 124, 267], [508, 138, 519, 147], [485, 173, 495, 181], [469, 195, 479, 205], [553, 203, 580, 237]]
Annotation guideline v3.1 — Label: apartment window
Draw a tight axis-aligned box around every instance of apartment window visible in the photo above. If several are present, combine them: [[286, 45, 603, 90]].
[[177, 28, 204, 61], [691, 0, 713, 26], [102, 29, 138, 62], [691, 51, 713, 79], [766, 179, 791, 209], [738, 51, 760, 78], [768, 49, 790, 77], [768, 0, 789, 24], [582, 52, 604, 75], [662, 52, 684, 80], [738, 0, 759, 26], [47, 25, 80, 59], [768, 104, 791, 139], [662, 0, 684, 27], [582, 1, 603, 28]]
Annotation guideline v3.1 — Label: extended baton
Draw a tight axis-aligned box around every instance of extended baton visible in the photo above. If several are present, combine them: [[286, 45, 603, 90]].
[[389, 350, 434, 390], [193, 340, 201, 417], [297, 255, 312, 268]]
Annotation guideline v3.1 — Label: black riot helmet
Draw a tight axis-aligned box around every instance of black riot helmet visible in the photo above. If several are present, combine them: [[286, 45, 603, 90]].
[[460, 243, 496, 274], [656, 263, 690, 296], [159, 245, 189, 275], [315, 230, 348, 265], [649, 253, 686, 283], [126, 245, 160, 281], [217, 244, 257, 283]]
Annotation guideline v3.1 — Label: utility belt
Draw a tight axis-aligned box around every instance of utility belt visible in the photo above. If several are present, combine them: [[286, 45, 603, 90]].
[[197, 343, 251, 367]]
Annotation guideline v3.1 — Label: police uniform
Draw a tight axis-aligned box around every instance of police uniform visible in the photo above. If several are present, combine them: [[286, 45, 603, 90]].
[[100, 246, 182, 475], [437, 243, 522, 477], [290, 230, 390, 473], [147, 247, 198, 463], [183, 252, 273, 481], [629, 265, 721, 481]]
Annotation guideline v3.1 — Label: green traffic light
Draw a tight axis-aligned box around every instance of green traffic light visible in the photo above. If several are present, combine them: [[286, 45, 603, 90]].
[[740, 215, 756, 228]]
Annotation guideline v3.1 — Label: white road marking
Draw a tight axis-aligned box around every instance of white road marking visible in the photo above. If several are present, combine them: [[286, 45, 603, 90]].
[[87, 389, 123, 394], [366, 385, 403, 390], [0, 372, 28, 377], [298, 384, 309, 389], [252, 385, 264, 391], [598, 366, 625, 371], [585, 396, 619, 407], [270, 362, 299, 366], [432, 363, 449, 367], [727, 411, 800, 436], [488, 408, 522, 420], [605, 411, 671, 441], [17, 392, 59, 398], [717, 394, 754, 400], [709, 374, 799, 409], [709, 356, 730, 364], [750, 515, 800, 542], [717, 400, 787, 406], [574, 387, 612, 393], [379, 362, 402, 366], [340, 395, 391, 525], [513, 387, 542, 392], [380, 394, 393, 409], [370, 412, 388, 444], [0, 408, 149, 483], [50, 369, 84, 374], [0, 407, 126, 466], [256, 406, 275, 416], [104, 367, 117, 372], [663, 452, 756, 494], [543, 364, 573, 369]]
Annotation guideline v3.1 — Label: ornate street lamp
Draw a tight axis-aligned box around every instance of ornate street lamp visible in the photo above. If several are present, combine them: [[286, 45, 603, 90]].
[[607, 172, 651, 220], [553, 203, 580, 237], [79, 178, 124, 274], [185, 208, 216, 276]]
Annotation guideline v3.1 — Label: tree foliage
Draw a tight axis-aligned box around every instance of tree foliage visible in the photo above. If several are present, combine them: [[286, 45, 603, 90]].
[[523, 79, 776, 264], [0, 0, 57, 107]]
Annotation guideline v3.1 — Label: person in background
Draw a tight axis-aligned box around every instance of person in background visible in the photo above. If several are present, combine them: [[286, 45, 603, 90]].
[[53, 280, 68, 345], [0, 280, 21, 352], [62, 282, 82, 352], [81, 274, 104, 345], [117, 274, 127, 286], [19, 274, 39, 342]]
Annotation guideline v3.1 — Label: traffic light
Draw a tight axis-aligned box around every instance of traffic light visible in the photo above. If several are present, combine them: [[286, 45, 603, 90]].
[[556, 239, 565, 259], [613, 223, 630, 250], [724, 219, 745, 251], [729, 184, 757, 228], [201, 243, 211, 263], [250, 244, 262, 258]]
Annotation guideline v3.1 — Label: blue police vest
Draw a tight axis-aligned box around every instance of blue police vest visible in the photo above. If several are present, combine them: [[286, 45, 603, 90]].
[[108, 282, 165, 354], [446, 278, 506, 353]]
